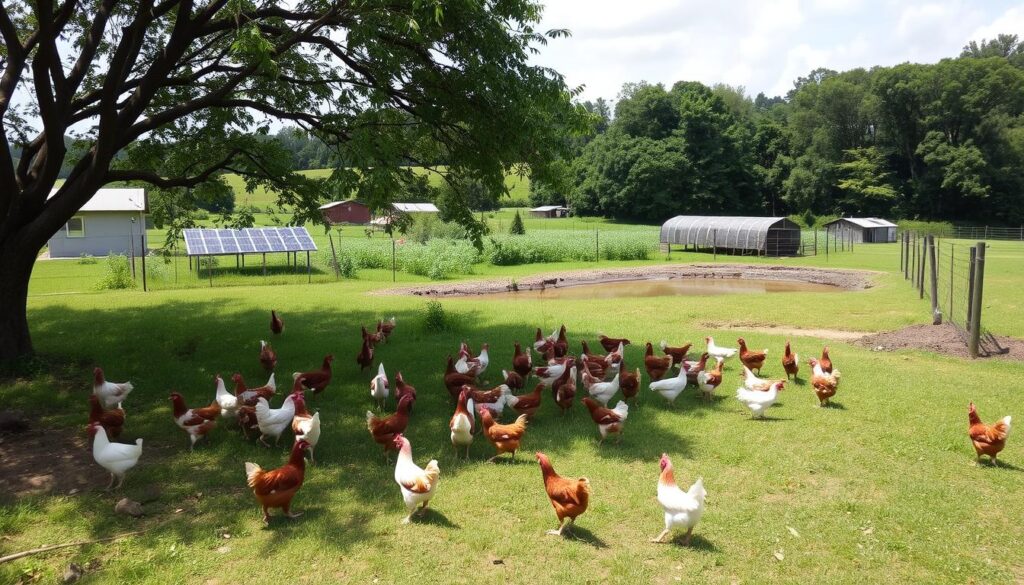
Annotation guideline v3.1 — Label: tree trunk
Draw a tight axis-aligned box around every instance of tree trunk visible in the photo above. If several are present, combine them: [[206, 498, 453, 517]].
[[0, 244, 38, 364]]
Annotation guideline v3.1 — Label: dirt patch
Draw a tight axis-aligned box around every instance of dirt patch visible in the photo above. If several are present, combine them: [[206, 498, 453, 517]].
[[855, 323, 1024, 360], [0, 426, 97, 500], [378, 264, 878, 297], [699, 322, 872, 341]]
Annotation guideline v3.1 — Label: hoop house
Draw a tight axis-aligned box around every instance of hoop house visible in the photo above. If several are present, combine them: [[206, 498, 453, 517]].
[[660, 216, 802, 256]]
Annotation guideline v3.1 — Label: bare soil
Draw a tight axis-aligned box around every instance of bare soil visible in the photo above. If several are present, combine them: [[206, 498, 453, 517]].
[[855, 323, 1024, 360], [699, 322, 872, 341], [379, 264, 878, 297], [0, 426, 97, 500]]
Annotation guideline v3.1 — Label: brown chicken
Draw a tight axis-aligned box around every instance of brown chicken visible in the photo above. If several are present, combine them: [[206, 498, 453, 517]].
[[245, 439, 310, 524], [468, 384, 506, 407], [379, 316, 397, 339], [362, 325, 384, 346], [356, 338, 374, 371], [238, 405, 259, 439], [737, 338, 768, 374], [660, 341, 692, 368], [296, 355, 334, 393], [259, 340, 277, 372], [508, 383, 544, 418], [644, 342, 674, 381], [88, 394, 125, 439], [598, 334, 631, 353], [696, 358, 723, 401], [536, 452, 590, 536], [553, 325, 569, 358], [534, 328, 554, 355], [819, 346, 833, 374], [782, 341, 799, 380], [479, 408, 528, 462], [233, 373, 276, 407], [620, 365, 641, 404], [503, 369, 525, 390], [394, 371, 417, 409], [270, 310, 284, 335], [554, 369, 576, 415], [684, 353, 709, 385], [444, 355, 478, 400], [513, 341, 533, 378], [366, 394, 414, 460], [170, 392, 220, 450], [579, 341, 609, 378], [968, 402, 1012, 464], [582, 397, 629, 444], [808, 358, 841, 406]]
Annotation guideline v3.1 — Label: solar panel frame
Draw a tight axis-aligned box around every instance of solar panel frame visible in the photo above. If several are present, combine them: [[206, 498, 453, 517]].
[[182, 227, 317, 256]]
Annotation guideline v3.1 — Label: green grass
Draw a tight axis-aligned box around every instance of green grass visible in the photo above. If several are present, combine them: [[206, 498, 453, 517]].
[[5, 235, 1024, 584]]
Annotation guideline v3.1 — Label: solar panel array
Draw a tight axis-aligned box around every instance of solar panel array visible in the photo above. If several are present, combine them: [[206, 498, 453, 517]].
[[182, 227, 318, 256]]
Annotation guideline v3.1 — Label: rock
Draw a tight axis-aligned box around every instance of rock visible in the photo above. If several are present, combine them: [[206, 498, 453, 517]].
[[138, 484, 162, 504], [63, 563, 83, 584], [114, 498, 144, 517]]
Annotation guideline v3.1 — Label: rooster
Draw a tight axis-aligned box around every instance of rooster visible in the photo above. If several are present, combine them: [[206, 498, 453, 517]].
[[444, 355, 478, 400], [782, 341, 799, 380], [583, 370, 619, 406], [367, 394, 414, 461], [88, 423, 142, 490], [170, 392, 220, 450], [370, 363, 389, 410], [255, 394, 296, 447], [651, 454, 706, 545], [507, 383, 544, 418], [295, 354, 333, 393], [232, 372, 276, 408], [270, 310, 284, 335], [92, 367, 133, 410], [819, 346, 833, 374], [536, 452, 590, 536], [968, 402, 1012, 464], [394, 371, 417, 410], [450, 389, 476, 459], [512, 342, 533, 378], [582, 398, 629, 444], [620, 366, 641, 405], [393, 434, 440, 523], [659, 341, 692, 368], [736, 381, 785, 418], [291, 392, 321, 464], [479, 408, 528, 463], [259, 340, 277, 372], [88, 394, 125, 439], [245, 439, 310, 524], [503, 369, 525, 391], [379, 316, 397, 339], [737, 337, 768, 374], [808, 358, 841, 406], [644, 343, 674, 381], [356, 338, 374, 372], [650, 365, 688, 405], [696, 358, 724, 400], [214, 374, 238, 418], [598, 334, 631, 353], [705, 337, 737, 361]]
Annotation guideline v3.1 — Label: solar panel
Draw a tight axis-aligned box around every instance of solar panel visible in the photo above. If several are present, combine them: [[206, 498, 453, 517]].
[[182, 227, 317, 256]]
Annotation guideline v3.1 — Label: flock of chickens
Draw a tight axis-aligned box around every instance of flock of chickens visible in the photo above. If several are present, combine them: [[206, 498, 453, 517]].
[[84, 311, 1013, 543]]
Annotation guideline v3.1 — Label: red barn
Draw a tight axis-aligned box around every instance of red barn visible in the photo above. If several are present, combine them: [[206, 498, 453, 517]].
[[320, 200, 371, 225]]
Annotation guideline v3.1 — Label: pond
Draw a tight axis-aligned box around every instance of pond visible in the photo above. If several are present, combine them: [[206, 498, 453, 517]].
[[487, 277, 842, 300]]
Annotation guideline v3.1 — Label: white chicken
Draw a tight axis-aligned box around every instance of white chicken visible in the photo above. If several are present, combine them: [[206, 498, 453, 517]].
[[237, 373, 277, 405], [585, 372, 620, 406], [704, 336, 737, 361], [393, 434, 440, 524], [214, 374, 238, 418], [255, 394, 296, 446], [456, 343, 490, 377], [735, 381, 785, 418], [292, 413, 320, 464], [651, 454, 706, 545], [742, 366, 773, 391], [370, 363, 389, 409], [536, 361, 568, 387], [88, 423, 142, 490], [696, 358, 724, 398], [449, 390, 476, 459], [650, 366, 688, 404], [475, 386, 510, 418], [93, 367, 134, 410]]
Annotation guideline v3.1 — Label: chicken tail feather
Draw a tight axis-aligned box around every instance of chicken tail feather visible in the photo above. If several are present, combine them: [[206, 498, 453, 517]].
[[244, 462, 263, 487]]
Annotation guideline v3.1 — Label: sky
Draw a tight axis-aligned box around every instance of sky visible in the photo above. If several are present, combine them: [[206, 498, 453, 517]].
[[534, 0, 1024, 103]]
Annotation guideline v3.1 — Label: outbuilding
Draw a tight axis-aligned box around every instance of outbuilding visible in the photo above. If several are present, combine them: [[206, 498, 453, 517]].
[[660, 216, 802, 256], [530, 205, 569, 218], [823, 217, 897, 243], [46, 188, 148, 258], [320, 200, 371, 225]]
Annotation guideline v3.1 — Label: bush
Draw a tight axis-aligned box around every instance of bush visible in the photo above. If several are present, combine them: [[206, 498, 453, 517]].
[[422, 301, 450, 332], [509, 211, 526, 235], [96, 254, 136, 290], [399, 239, 479, 279], [338, 255, 356, 278], [77, 253, 97, 265]]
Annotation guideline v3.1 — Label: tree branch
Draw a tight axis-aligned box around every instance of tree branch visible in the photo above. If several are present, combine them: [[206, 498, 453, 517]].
[[106, 148, 240, 189]]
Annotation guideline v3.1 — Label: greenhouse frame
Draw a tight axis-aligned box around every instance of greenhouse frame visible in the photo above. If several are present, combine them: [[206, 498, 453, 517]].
[[659, 216, 802, 256]]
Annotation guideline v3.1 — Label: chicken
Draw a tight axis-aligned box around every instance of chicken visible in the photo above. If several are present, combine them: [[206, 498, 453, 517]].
[[650, 366, 688, 404], [270, 310, 284, 335], [582, 398, 629, 444], [536, 359, 569, 388], [380, 316, 397, 339], [705, 336, 737, 361], [742, 366, 774, 392], [295, 354, 334, 393], [457, 343, 489, 377], [450, 389, 476, 459], [366, 394, 414, 460], [535, 452, 590, 536], [533, 327, 555, 354], [503, 369, 525, 390], [362, 324, 384, 346], [479, 409, 528, 463], [356, 338, 374, 371], [507, 383, 544, 418], [454, 354, 481, 378], [512, 341, 533, 378], [651, 454, 706, 545], [291, 392, 321, 464], [169, 392, 221, 450], [583, 371, 620, 406], [232, 372, 277, 407], [245, 439, 310, 524], [808, 359, 841, 407], [255, 393, 297, 447], [92, 367, 134, 410], [259, 340, 277, 372], [696, 358, 724, 400], [598, 334, 631, 353], [819, 346, 834, 374], [579, 341, 609, 375], [444, 355, 478, 400], [553, 325, 569, 358], [370, 363, 389, 410], [88, 394, 125, 439], [782, 341, 799, 380], [394, 371, 417, 410], [659, 341, 692, 368], [683, 353, 709, 385], [238, 406, 259, 439], [554, 369, 576, 415], [968, 402, 1012, 464], [604, 342, 625, 371], [393, 434, 440, 523], [737, 337, 768, 374], [88, 423, 142, 490], [620, 366, 642, 405], [550, 364, 576, 400], [644, 342, 674, 381], [735, 381, 785, 418], [469, 384, 510, 419], [214, 374, 238, 418]]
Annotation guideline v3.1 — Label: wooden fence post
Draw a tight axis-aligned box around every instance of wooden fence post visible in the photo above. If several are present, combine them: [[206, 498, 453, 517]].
[[928, 235, 940, 324], [948, 243, 954, 325], [918, 236, 926, 299], [966, 245, 977, 331], [968, 242, 986, 358], [328, 233, 340, 279], [713, 229, 718, 261]]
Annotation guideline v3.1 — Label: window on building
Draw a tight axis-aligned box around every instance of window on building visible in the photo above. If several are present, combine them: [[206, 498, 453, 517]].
[[66, 216, 85, 238]]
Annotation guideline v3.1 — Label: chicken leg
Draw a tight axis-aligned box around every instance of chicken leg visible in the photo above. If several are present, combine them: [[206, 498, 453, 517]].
[[650, 529, 670, 543], [546, 518, 566, 536], [106, 473, 116, 491]]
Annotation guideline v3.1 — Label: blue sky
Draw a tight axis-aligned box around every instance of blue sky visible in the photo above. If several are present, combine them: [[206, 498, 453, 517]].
[[535, 0, 1024, 102]]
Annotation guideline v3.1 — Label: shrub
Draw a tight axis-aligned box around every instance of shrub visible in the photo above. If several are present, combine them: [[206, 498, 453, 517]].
[[338, 255, 356, 278], [509, 211, 526, 235], [422, 301, 450, 332], [77, 253, 97, 265], [399, 239, 478, 279], [96, 254, 136, 290]]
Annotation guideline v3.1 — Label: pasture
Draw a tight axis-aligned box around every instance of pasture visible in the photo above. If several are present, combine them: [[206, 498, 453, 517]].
[[3, 236, 1023, 584]]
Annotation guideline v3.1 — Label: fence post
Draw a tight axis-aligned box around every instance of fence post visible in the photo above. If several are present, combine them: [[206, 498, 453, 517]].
[[968, 242, 986, 358], [918, 236, 926, 299], [391, 238, 396, 282], [966, 246, 977, 332], [208, 255, 213, 287], [713, 229, 718, 261], [328, 233, 340, 279], [814, 230, 817, 256], [899, 232, 905, 272], [928, 235, 939, 324], [948, 243, 954, 325], [140, 232, 147, 293], [595, 229, 600, 261]]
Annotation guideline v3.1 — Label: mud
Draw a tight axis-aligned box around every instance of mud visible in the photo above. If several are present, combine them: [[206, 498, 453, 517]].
[[855, 323, 1024, 360]]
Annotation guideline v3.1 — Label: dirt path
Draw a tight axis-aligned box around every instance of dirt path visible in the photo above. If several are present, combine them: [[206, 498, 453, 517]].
[[698, 322, 872, 341]]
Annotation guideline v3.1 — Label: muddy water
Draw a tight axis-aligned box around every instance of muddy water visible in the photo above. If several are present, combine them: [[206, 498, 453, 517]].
[[487, 277, 841, 301]]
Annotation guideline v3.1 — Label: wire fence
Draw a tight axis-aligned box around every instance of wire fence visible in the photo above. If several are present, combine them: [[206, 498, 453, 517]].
[[905, 225, 1024, 241]]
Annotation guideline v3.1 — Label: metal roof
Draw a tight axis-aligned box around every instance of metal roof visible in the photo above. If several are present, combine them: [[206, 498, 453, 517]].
[[824, 217, 898, 229], [660, 216, 800, 251], [319, 200, 367, 210], [531, 205, 568, 212], [49, 188, 147, 212], [392, 202, 438, 213]]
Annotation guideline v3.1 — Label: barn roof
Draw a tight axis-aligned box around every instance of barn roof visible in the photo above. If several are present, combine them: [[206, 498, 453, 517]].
[[318, 200, 367, 210], [531, 205, 568, 212], [824, 217, 898, 228], [49, 188, 147, 212], [659, 216, 800, 251], [392, 202, 438, 213]]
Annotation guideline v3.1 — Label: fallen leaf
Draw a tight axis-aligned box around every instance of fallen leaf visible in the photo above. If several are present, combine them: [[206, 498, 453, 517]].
[[787, 526, 800, 538]]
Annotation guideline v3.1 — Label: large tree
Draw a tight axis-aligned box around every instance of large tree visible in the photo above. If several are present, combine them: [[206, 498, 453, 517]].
[[0, 0, 587, 362]]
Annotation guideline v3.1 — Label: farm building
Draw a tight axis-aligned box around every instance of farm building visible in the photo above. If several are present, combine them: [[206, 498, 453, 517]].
[[530, 205, 569, 218], [823, 217, 897, 243], [319, 200, 371, 225], [391, 202, 439, 214], [660, 216, 802, 256], [46, 188, 148, 258]]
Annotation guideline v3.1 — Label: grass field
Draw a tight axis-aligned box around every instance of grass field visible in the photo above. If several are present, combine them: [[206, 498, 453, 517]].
[[4, 233, 1023, 584]]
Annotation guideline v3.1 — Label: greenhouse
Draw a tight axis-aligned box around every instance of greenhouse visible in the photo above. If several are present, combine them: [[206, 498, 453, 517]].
[[659, 216, 802, 256]]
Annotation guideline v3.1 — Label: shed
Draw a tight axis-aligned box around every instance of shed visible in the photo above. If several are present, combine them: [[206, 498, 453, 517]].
[[530, 205, 569, 218], [660, 216, 802, 256], [823, 217, 897, 243], [46, 188, 148, 258], [320, 200, 371, 225], [391, 202, 439, 214]]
